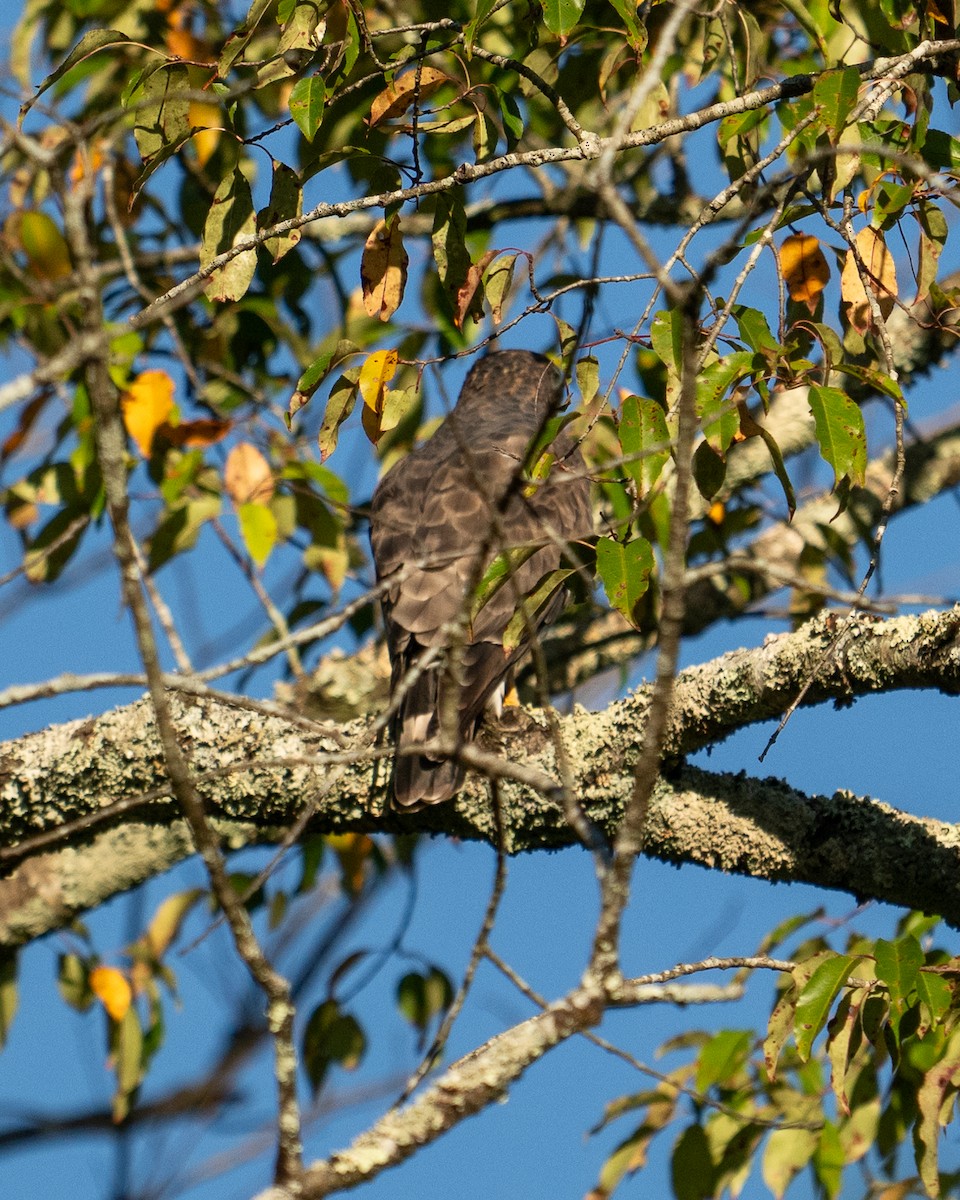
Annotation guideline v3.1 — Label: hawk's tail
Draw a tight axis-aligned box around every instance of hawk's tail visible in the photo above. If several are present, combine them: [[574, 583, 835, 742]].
[[391, 669, 465, 810]]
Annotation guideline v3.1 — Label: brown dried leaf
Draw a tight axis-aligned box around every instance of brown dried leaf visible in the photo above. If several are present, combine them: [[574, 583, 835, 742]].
[[841, 226, 898, 335], [367, 66, 451, 127], [455, 249, 497, 329], [224, 442, 274, 505], [360, 215, 408, 322]]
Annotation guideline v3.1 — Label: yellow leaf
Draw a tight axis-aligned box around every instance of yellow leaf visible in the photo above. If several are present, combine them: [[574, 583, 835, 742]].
[[122, 370, 175, 456], [780, 233, 830, 313], [326, 833, 374, 895], [189, 101, 222, 167], [367, 66, 452, 127], [358, 349, 399, 414], [16, 210, 72, 280], [841, 226, 897, 335], [224, 442, 274, 505], [90, 966, 132, 1022], [360, 216, 408, 321]]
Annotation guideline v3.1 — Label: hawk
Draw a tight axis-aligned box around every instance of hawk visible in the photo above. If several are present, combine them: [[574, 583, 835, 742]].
[[369, 350, 592, 809]]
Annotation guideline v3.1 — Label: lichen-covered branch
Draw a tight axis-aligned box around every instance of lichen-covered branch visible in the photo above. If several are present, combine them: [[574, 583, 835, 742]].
[[2, 608, 960, 947]]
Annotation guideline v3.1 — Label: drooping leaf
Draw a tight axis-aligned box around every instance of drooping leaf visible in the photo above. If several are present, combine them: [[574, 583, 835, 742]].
[[762, 1123, 819, 1200], [201, 166, 257, 302], [840, 226, 898, 335], [260, 162, 302, 262], [237, 502, 278, 567], [781, 233, 830, 313], [110, 1005, 145, 1122], [358, 349, 399, 414], [302, 998, 367, 1094], [361, 215, 408, 322], [596, 535, 654, 628], [914, 1029, 960, 1196], [0, 952, 18, 1050], [289, 75, 325, 141], [90, 966, 133, 1023], [318, 370, 361, 461], [484, 252, 518, 323], [397, 967, 454, 1032], [807, 384, 867, 488], [224, 442, 274, 505], [542, 0, 587, 36], [122, 370, 175, 457], [144, 889, 206, 959], [795, 954, 861, 1062], [619, 394, 671, 497]]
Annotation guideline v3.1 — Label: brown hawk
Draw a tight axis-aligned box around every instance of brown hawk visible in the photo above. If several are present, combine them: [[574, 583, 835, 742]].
[[369, 350, 592, 809]]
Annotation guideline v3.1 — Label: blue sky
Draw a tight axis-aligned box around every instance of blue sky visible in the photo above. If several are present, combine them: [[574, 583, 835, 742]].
[[3, 5, 960, 1200]]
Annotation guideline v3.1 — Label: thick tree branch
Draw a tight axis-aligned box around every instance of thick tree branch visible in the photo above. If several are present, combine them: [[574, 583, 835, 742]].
[[3, 609, 960, 948]]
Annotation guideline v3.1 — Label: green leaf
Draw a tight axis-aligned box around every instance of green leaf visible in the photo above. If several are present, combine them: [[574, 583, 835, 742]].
[[260, 162, 303, 263], [20, 29, 133, 121], [238, 502, 277, 567], [606, 0, 647, 48], [289, 75, 325, 141], [697, 353, 751, 455], [795, 954, 861, 1061], [813, 65, 860, 137], [914, 1029, 960, 1196], [58, 953, 94, 1011], [0, 952, 18, 1049], [619, 394, 671, 497], [576, 355, 600, 405], [432, 192, 472, 317], [812, 1118, 845, 1200], [503, 568, 576, 652], [499, 92, 524, 151], [111, 1006, 145, 1122], [762, 1124, 818, 1200], [671, 1124, 715, 1200], [915, 970, 953, 1037], [807, 384, 866, 488], [692, 440, 725, 501], [542, 0, 587, 35], [651, 309, 683, 374], [318, 370, 360, 461], [695, 1029, 752, 1092], [596, 535, 654, 628], [397, 967, 454, 1031], [302, 998, 367, 1094], [128, 64, 192, 165], [201, 167, 257, 302], [465, 0, 503, 52]]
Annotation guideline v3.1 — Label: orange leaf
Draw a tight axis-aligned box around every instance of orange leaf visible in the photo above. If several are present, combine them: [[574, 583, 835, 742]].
[[90, 966, 132, 1022], [224, 442, 274, 504], [781, 233, 830, 313], [122, 370, 175, 456], [360, 216, 408, 321], [841, 226, 898, 335], [367, 67, 451, 127]]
